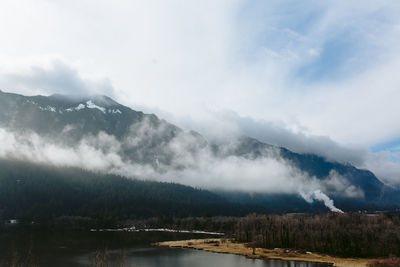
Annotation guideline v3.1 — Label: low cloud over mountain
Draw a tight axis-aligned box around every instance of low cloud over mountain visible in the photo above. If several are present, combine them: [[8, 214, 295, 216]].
[[1, 91, 394, 212]]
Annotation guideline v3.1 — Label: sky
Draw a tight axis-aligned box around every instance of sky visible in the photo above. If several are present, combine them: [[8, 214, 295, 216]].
[[0, 0, 399, 184]]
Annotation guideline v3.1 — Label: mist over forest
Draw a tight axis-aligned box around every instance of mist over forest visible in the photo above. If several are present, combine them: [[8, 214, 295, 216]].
[[0, 91, 398, 222]]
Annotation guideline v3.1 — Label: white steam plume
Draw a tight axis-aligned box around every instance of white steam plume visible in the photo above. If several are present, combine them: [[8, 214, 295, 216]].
[[300, 189, 344, 213]]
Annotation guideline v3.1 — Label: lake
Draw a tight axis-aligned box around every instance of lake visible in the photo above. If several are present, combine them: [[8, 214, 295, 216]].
[[0, 230, 332, 267]]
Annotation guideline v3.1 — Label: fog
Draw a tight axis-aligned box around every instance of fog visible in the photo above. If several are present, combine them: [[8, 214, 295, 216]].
[[2, 58, 399, 187], [141, 107, 400, 187], [0, 118, 361, 212], [1, 0, 399, 190]]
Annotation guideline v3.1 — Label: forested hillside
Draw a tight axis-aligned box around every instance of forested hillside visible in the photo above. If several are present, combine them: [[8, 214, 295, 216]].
[[0, 90, 399, 215], [0, 159, 270, 225]]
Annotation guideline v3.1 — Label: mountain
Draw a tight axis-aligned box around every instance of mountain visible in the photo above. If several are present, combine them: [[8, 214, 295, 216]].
[[0, 90, 178, 142], [0, 90, 398, 220], [213, 137, 399, 211], [229, 137, 386, 201], [0, 90, 205, 166], [0, 158, 270, 225]]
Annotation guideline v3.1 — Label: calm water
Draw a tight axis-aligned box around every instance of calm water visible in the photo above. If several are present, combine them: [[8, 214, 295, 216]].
[[0, 230, 332, 267]]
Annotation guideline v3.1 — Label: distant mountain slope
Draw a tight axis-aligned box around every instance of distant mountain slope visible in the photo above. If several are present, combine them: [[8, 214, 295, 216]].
[[230, 137, 385, 201], [0, 90, 179, 142], [0, 90, 204, 165], [0, 159, 268, 222], [0, 90, 398, 212]]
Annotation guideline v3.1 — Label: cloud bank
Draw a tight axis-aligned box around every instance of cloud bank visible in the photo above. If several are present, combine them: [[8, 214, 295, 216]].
[[0, 56, 398, 186], [0, 60, 114, 97], [144, 106, 400, 187], [0, 0, 399, 187], [0, 1, 399, 145], [0, 119, 361, 212]]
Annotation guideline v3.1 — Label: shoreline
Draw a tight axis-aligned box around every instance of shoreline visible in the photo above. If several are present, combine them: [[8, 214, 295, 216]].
[[154, 238, 373, 267], [90, 227, 224, 235]]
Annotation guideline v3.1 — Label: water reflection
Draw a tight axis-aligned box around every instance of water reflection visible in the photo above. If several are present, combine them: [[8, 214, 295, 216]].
[[117, 248, 330, 267], [78, 246, 331, 267], [0, 231, 331, 267]]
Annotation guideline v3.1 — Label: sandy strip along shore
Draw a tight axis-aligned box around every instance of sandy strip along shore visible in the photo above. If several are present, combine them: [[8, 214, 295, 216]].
[[154, 238, 373, 267]]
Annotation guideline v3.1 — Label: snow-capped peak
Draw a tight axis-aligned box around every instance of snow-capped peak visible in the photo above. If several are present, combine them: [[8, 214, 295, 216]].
[[86, 100, 106, 114], [66, 103, 85, 112], [28, 97, 123, 115]]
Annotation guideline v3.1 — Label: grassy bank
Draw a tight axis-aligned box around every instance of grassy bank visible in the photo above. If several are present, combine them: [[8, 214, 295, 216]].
[[155, 238, 374, 267]]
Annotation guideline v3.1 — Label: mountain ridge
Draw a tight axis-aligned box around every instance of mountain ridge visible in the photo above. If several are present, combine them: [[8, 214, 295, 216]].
[[0, 90, 398, 213]]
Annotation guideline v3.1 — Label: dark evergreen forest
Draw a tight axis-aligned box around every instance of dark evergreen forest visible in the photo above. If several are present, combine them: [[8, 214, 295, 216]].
[[0, 159, 267, 226]]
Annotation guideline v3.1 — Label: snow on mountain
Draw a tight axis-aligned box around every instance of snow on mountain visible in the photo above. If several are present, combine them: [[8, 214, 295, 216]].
[[86, 100, 106, 114]]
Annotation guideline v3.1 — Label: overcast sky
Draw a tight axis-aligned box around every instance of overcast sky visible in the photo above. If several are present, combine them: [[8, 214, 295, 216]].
[[0, 0, 399, 183]]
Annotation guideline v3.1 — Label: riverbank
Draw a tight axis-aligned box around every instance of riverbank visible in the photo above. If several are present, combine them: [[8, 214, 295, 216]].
[[155, 238, 372, 267], [90, 227, 224, 235]]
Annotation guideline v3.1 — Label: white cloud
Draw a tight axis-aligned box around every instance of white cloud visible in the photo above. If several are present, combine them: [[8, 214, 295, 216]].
[[0, 0, 399, 183], [0, 125, 363, 208], [307, 49, 320, 57], [362, 151, 400, 187], [129, 106, 400, 186], [0, 60, 114, 97]]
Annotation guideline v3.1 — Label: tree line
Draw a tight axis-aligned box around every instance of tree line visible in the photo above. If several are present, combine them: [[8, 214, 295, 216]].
[[0, 159, 268, 227], [234, 213, 400, 257], [130, 213, 400, 258]]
